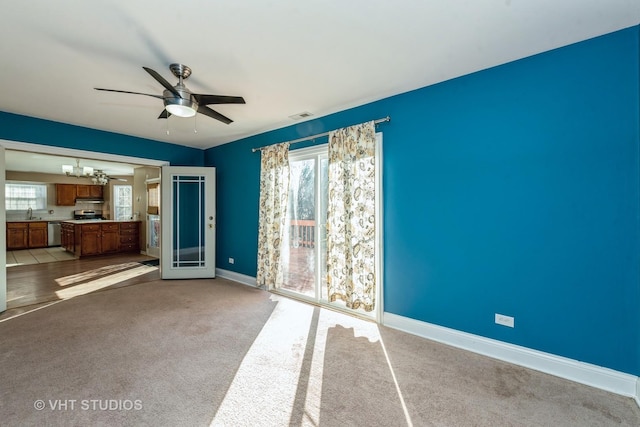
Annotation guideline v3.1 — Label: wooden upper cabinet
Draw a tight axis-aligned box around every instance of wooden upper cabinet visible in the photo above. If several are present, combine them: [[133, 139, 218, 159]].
[[55, 184, 76, 206], [76, 184, 91, 198], [56, 184, 103, 205], [90, 185, 103, 199], [76, 184, 103, 198]]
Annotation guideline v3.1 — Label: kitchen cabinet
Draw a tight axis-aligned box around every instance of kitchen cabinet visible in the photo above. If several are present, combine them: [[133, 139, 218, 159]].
[[76, 184, 103, 199], [119, 222, 140, 252], [56, 184, 104, 205], [79, 224, 101, 256], [6, 222, 28, 250], [6, 221, 49, 249], [56, 184, 76, 206], [28, 222, 48, 248], [61, 222, 75, 252], [63, 221, 140, 257], [79, 223, 119, 256], [101, 223, 120, 254]]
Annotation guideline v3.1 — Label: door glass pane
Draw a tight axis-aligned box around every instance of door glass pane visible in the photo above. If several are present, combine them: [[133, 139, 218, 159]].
[[281, 159, 315, 296], [172, 175, 205, 267], [319, 157, 329, 301]]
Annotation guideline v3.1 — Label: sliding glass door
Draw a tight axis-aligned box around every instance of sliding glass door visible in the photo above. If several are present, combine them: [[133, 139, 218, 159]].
[[278, 136, 382, 319], [279, 147, 327, 300]]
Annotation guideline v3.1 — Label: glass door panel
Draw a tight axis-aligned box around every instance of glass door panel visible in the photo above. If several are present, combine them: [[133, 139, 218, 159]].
[[281, 158, 316, 296], [319, 157, 329, 301], [172, 175, 205, 267]]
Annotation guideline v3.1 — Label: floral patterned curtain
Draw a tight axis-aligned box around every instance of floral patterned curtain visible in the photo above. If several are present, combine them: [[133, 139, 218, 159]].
[[326, 121, 376, 312], [256, 142, 290, 289]]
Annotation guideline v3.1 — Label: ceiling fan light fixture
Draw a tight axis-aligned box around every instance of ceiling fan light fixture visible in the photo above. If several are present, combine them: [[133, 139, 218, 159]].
[[165, 98, 197, 118]]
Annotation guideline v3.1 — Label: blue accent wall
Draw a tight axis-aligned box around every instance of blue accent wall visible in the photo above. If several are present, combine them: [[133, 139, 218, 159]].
[[0, 111, 204, 166], [206, 26, 640, 375]]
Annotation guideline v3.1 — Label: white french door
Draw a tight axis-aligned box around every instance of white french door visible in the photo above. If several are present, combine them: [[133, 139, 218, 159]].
[[160, 166, 216, 279], [0, 145, 6, 312]]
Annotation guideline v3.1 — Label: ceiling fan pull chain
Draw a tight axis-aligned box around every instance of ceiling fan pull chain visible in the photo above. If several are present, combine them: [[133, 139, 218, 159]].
[[194, 113, 198, 134], [166, 117, 170, 135]]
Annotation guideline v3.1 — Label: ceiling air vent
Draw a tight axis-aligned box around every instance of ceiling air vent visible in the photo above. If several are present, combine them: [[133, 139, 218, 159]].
[[288, 112, 313, 120]]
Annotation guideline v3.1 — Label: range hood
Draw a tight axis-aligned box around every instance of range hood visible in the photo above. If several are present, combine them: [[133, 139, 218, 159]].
[[75, 198, 104, 204]]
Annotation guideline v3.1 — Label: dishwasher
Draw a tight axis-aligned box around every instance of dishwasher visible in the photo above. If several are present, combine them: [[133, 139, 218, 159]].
[[48, 221, 61, 247]]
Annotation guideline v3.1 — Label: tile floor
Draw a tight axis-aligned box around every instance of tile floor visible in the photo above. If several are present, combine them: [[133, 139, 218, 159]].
[[7, 247, 76, 267]]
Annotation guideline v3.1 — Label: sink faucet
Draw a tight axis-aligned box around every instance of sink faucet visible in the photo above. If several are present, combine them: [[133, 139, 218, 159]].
[[26, 207, 33, 220]]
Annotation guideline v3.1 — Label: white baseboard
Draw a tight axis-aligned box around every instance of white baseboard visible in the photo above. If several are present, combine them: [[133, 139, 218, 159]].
[[215, 268, 257, 288], [383, 312, 639, 402]]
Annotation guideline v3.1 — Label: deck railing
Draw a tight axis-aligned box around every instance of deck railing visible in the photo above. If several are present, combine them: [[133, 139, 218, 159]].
[[289, 220, 315, 248]]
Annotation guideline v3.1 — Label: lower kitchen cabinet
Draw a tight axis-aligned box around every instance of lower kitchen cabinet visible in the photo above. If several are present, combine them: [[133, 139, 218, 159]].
[[28, 222, 48, 248], [6, 221, 48, 250], [79, 223, 101, 256], [62, 221, 140, 257], [119, 222, 140, 252], [101, 223, 120, 254], [61, 223, 75, 252], [6, 222, 28, 250]]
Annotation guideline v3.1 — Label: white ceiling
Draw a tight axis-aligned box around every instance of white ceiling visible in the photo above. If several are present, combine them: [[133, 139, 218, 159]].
[[5, 150, 139, 177], [0, 0, 638, 153]]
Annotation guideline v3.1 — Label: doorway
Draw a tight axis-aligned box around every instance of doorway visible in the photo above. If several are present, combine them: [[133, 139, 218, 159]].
[[146, 178, 160, 258], [0, 140, 168, 312]]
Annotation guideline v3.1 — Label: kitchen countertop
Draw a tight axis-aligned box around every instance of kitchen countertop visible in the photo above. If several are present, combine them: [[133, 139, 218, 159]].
[[61, 219, 141, 224], [7, 219, 57, 223]]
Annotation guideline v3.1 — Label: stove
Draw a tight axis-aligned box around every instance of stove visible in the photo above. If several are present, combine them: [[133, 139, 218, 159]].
[[73, 209, 104, 220]]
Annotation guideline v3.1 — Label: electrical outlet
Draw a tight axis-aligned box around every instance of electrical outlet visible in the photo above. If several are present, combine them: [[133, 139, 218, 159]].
[[228, 258, 235, 265], [495, 313, 514, 328]]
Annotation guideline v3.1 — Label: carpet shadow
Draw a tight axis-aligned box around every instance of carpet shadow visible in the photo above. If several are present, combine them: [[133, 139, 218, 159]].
[[288, 306, 321, 426], [318, 324, 407, 426]]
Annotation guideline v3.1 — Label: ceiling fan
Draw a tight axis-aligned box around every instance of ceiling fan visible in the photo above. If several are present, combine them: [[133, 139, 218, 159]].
[[95, 63, 245, 124], [92, 170, 127, 185]]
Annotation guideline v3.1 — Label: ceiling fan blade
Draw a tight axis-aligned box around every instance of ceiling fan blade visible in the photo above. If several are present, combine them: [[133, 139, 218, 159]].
[[142, 66, 181, 98], [94, 88, 163, 99], [192, 94, 246, 105], [158, 109, 170, 119], [197, 105, 233, 124]]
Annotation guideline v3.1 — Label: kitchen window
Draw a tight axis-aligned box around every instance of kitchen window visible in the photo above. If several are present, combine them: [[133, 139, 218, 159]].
[[113, 185, 133, 220], [5, 183, 47, 211]]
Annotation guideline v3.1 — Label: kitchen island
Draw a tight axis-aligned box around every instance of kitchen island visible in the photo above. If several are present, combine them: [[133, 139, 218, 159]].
[[61, 220, 141, 258]]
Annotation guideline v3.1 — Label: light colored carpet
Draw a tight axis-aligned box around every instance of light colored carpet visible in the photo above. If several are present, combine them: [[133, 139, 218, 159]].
[[0, 278, 638, 426]]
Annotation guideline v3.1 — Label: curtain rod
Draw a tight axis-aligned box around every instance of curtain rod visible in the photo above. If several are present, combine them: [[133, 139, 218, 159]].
[[251, 116, 391, 152]]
